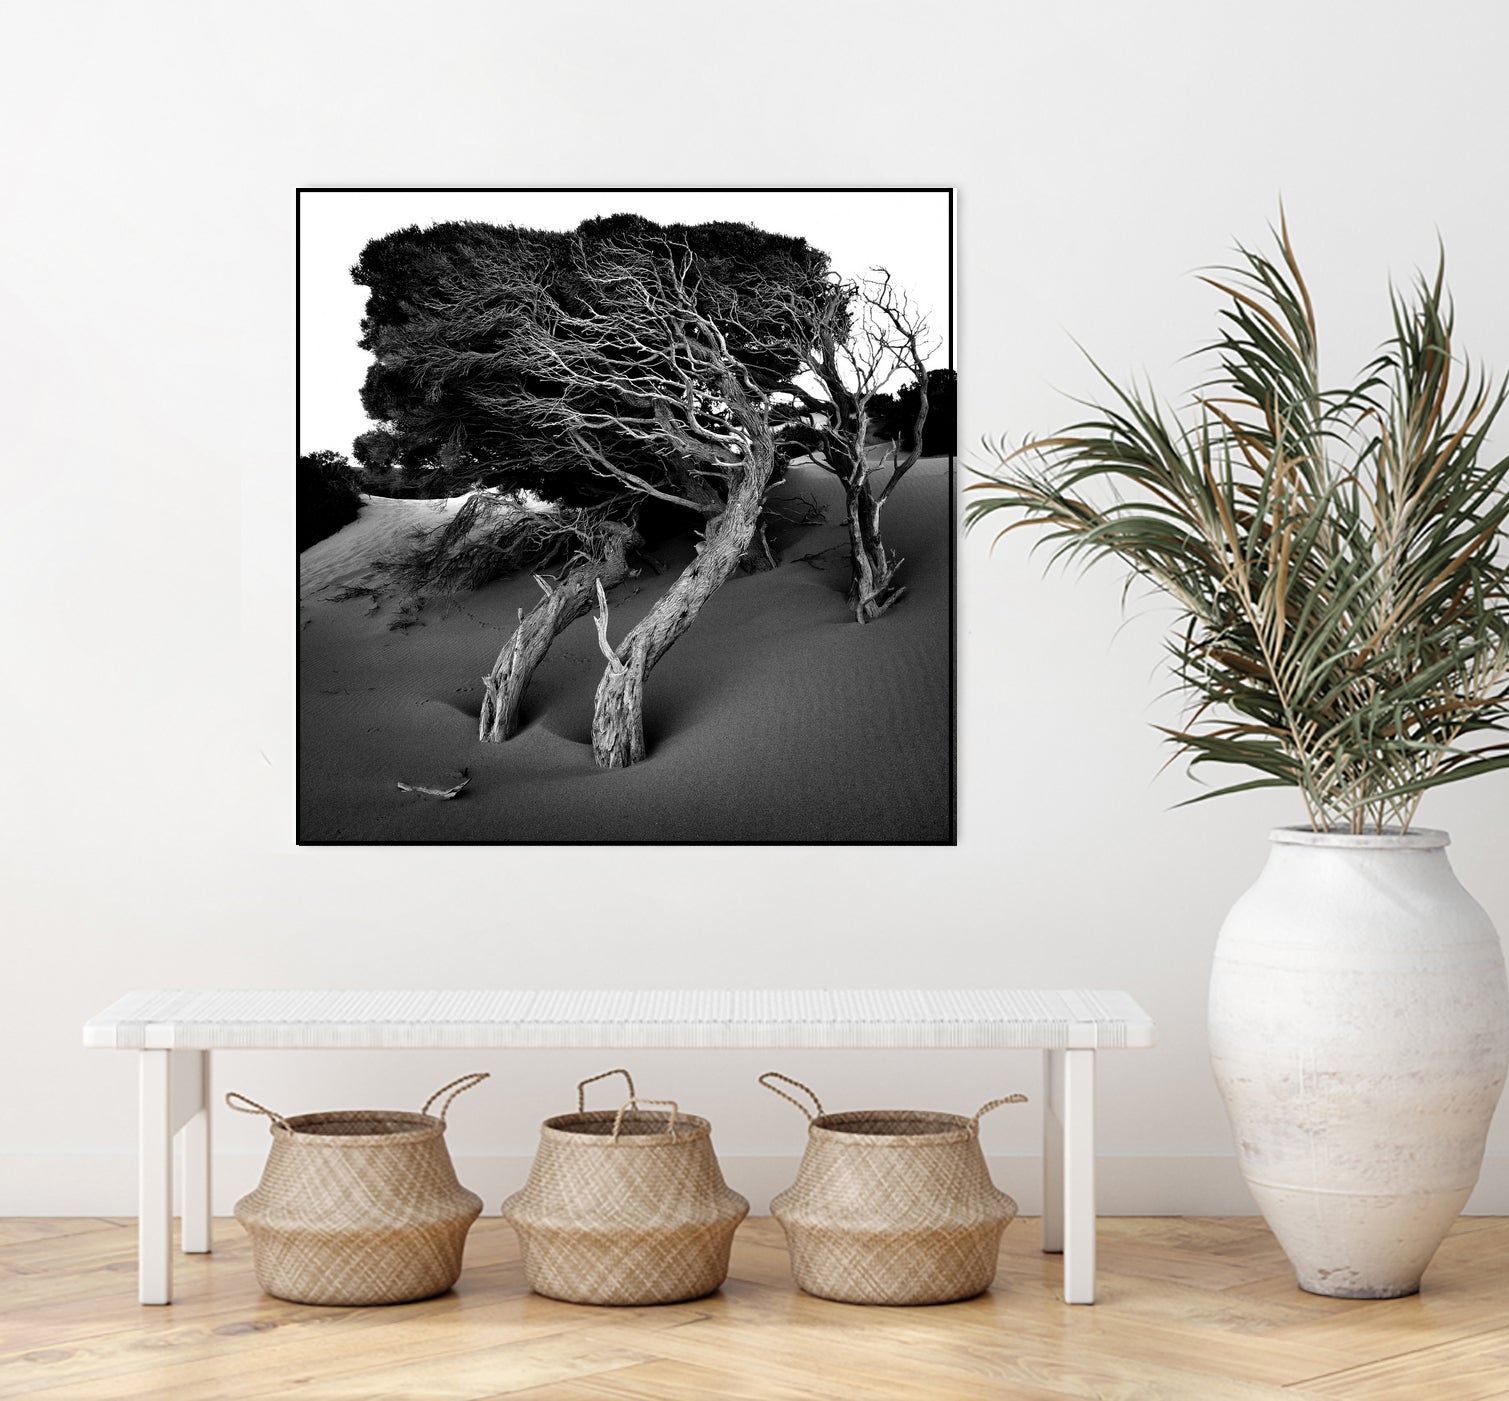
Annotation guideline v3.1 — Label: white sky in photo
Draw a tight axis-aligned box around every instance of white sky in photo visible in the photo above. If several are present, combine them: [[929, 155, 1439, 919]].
[[298, 189, 953, 457]]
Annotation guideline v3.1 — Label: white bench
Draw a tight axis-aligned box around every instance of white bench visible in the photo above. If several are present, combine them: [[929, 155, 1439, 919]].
[[84, 989, 1155, 1306]]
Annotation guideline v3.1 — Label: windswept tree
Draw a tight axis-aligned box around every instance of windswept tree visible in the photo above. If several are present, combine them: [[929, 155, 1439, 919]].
[[358, 225, 826, 764], [349, 215, 947, 762], [765, 270, 940, 622], [405, 237, 792, 765]]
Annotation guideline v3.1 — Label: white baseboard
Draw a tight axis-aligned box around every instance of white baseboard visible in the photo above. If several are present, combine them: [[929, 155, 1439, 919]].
[[6, 1152, 1509, 1218]]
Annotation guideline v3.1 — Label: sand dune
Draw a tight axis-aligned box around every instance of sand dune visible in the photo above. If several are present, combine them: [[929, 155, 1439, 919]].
[[298, 461, 954, 843], [300, 494, 472, 598]]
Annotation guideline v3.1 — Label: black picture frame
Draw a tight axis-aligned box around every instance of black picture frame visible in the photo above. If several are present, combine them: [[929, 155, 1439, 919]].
[[296, 187, 955, 846]]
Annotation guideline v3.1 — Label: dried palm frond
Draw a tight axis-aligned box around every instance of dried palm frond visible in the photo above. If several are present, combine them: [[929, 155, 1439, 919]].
[[966, 215, 1509, 833]]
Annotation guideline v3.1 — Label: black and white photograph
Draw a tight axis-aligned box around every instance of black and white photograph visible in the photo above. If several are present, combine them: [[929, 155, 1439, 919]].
[[298, 188, 955, 844]]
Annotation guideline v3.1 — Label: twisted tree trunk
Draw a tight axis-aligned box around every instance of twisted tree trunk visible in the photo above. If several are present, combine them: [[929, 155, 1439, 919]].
[[845, 471, 905, 623], [591, 439, 775, 768], [478, 526, 636, 743]]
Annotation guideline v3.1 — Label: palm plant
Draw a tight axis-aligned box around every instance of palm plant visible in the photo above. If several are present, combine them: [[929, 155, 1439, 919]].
[[966, 216, 1509, 833]]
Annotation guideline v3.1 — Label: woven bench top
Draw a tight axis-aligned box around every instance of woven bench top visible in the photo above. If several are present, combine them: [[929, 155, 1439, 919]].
[[84, 990, 1155, 1051]]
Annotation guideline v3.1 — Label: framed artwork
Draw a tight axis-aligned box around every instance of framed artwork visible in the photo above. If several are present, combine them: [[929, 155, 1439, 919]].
[[297, 188, 954, 844]]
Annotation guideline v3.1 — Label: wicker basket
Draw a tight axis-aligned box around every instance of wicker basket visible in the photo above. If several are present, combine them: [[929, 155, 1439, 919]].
[[502, 1068, 749, 1306], [762, 1072, 1026, 1305], [229, 1073, 487, 1306]]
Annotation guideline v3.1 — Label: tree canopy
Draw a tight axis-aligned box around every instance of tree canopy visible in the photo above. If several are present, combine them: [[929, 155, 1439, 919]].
[[350, 216, 833, 512]]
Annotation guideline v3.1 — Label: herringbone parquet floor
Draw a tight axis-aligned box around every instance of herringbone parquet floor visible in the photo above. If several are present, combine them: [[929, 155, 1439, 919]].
[[5, 1216, 1509, 1398]]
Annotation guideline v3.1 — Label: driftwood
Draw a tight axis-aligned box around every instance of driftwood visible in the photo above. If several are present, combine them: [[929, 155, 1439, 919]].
[[396, 770, 470, 799]]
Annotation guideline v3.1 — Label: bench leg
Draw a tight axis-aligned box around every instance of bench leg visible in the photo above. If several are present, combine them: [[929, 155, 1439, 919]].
[[180, 1051, 211, 1255], [139, 1050, 172, 1305], [1043, 1047, 1097, 1304], [1042, 1049, 1064, 1253]]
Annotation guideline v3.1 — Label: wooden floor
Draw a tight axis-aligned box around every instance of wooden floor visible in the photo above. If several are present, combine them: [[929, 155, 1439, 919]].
[[6, 1217, 1509, 1399]]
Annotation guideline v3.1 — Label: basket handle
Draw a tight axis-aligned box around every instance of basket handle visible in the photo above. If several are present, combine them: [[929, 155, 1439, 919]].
[[759, 1072, 824, 1123], [421, 1072, 490, 1123], [578, 1067, 637, 1113], [611, 1097, 679, 1144], [225, 1091, 291, 1132], [971, 1093, 1029, 1133]]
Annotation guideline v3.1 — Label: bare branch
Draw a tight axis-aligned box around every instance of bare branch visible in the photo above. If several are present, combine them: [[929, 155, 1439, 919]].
[[593, 577, 624, 674]]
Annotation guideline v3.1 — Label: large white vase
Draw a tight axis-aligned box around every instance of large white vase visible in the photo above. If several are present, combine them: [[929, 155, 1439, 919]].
[[1210, 827, 1509, 1298]]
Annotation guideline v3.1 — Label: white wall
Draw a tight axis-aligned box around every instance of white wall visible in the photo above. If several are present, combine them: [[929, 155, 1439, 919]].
[[3, 0, 1506, 1215]]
